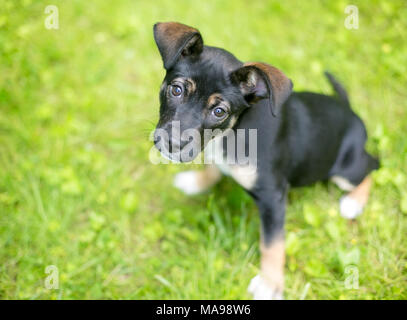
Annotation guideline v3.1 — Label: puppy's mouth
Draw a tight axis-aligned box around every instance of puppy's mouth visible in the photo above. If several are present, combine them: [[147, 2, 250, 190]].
[[158, 148, 185, 163], [154, 141, 202, 163], [153, 123, 218, 163]]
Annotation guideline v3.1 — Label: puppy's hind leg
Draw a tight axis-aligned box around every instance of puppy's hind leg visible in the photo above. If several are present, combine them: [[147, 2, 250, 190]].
[[173, 165, 222, 195], [339, 176, 372, 219], [332, 152, 378, 219], [330, 122, 379, 219]]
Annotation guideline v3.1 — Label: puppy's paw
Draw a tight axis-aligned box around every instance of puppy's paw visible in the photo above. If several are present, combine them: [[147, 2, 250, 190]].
[[340, 195, 363, 219], [173, 171, 205, 195], [248, 274, 284, 300]]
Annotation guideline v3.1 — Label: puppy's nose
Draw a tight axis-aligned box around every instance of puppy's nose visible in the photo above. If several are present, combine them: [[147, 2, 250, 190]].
[[154, 132, 175, 153], [153, 131, 163, 146]]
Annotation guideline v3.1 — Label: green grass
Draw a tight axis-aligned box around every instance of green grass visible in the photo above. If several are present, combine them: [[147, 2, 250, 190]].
[[1, 0, 406, 299]]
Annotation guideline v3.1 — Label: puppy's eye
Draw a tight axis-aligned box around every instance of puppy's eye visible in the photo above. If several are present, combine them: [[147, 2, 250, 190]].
[[213, 107, 227, 118], [171, 85, 183, 97]]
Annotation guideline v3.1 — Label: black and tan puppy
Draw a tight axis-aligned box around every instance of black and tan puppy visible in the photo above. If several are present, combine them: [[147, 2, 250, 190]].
[[152, 22, 379, 299]]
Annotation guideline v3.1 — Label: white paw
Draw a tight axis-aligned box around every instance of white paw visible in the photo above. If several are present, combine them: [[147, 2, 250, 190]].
[[248, 275, 284, 300], [173, 171, 204, 195], [340, 195, 363, 219]]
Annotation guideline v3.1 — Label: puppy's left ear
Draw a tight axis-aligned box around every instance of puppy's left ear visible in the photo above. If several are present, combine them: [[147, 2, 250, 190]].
[[153, 22, 203, 70], [230, 62, 293, 116]]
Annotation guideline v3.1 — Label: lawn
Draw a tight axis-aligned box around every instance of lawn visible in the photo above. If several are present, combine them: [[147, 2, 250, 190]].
[[0, 0, 406, 299]]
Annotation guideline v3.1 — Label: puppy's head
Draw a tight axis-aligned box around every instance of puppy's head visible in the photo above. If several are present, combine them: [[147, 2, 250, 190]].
[[153, 22, 292, 162]]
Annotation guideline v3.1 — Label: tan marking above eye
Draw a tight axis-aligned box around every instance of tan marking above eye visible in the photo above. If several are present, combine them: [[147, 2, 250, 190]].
[[169, 77, 196, 95], [207, 93, 223, 107], [185, 78, 196, 93], [171, 77, 184, 84]]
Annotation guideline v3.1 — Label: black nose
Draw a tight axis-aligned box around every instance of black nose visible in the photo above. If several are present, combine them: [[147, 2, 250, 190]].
[[154, 132, 174, 153]]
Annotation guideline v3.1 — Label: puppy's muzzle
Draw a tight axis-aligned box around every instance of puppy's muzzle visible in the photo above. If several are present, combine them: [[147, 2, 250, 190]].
[[153, 126, 201, 163]]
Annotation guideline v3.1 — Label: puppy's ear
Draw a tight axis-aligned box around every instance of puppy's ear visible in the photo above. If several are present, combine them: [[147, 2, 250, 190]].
[[153, 22, 203, 70], [230, 62, 293, 116]]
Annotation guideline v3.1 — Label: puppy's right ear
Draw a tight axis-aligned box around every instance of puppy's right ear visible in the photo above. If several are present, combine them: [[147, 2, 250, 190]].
[[153, 22, 203, 70]]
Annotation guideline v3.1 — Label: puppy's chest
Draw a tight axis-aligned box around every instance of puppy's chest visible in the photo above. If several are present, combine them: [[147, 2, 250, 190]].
[[204, 134, 258, 190]]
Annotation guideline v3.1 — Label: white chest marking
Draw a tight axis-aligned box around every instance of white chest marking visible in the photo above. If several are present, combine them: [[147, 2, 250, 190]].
[[228, 165, 258, 190], [204, 135, 258, 190]]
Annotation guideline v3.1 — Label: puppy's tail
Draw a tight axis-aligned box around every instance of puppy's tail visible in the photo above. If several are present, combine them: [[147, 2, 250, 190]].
[[324, 71, 350, 108]]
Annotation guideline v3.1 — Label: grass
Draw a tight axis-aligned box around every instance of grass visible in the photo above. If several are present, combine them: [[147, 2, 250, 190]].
[[0, 0, 406, 299]]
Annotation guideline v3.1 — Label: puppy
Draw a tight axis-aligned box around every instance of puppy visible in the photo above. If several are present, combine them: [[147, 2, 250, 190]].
[[152, 22, 379, 299]]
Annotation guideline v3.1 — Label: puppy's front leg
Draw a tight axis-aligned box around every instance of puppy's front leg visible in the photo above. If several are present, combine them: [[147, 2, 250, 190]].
[[173, 165, 221, 195], [248, 187, 286, 300]]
